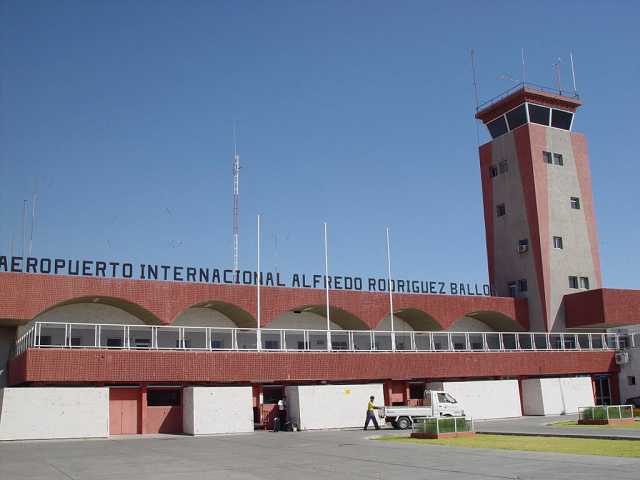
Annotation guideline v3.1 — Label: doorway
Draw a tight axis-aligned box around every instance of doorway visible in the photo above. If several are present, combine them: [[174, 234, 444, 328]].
[[109, 388, 140, 434], [594, 375, 612, 405]]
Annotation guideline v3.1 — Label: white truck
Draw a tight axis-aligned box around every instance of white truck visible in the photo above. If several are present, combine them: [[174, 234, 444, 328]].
[[380, 390, 465, 429]]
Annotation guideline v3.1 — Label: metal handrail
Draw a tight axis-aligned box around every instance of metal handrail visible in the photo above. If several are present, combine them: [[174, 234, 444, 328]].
[[476, 81, 580, 111], [11, 321, 625, 356]]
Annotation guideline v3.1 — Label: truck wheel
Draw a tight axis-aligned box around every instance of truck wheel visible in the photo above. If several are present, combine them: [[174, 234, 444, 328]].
[[396, 417, 411, 430]]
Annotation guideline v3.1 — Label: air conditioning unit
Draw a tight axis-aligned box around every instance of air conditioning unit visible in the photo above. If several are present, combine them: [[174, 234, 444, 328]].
[[615, 352, 629, 365]]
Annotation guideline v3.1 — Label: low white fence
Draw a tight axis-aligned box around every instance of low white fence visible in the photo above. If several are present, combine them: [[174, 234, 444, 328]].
[[13, 321, 623, 355]]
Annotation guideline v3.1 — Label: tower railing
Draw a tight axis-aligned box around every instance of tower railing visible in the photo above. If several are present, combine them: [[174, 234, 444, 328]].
[[477, 81, 580, 112], [13, 321, 622, 356]]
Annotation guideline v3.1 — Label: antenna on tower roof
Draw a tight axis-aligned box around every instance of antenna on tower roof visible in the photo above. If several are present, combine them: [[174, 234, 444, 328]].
[[521, 48, 526, 84], [469, 49, 480, 111], [232, 121, 240, 273], [569, 51, 577, 95], [553, 57, 563, 94]]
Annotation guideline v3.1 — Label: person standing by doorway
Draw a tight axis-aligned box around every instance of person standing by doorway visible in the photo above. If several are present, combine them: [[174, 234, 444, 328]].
[[276, 395, 287, 431], [363, 395, 380, 430]]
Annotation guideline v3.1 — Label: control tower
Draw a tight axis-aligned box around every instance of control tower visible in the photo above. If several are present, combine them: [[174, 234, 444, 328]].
[[476, 84, 601, 332]]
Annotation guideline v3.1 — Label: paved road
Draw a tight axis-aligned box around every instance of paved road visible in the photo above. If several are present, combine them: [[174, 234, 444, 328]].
[[476, 415, 640, 439], [1, 428, 639, 480]]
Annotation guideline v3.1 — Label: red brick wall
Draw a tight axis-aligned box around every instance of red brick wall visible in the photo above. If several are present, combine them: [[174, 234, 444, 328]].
[[0, 272, 528, 330], [9, 348, 616, 386], [565, 288, 640, 327]]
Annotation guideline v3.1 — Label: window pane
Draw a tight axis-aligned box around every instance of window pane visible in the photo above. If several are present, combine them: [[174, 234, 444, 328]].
[[147, 389, 181, 406], [551, 109, 573, 130], [543, 151, 552, 164], [499, 160, 508, 173], [553, 153, 564, 166], [528, 104, 550, 125], [487, 116, 508, 138], [569, 276, 579, 289], [506, 104, 527, 130], [571, 197, 581, 209]]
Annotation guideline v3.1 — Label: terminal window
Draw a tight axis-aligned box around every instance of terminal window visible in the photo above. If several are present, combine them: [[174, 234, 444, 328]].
[[496, 204, 506, 217], [580, 276, 590, 289], [553, 236, 563, 249], [507, 282, 517, 298], [147, 389, 181, 406], [571, 197, 581, 209], [629, 376, 637, 386], [489, 165, 498, 177], [569, 276, 579, 289], [543, 151, 553, 164]]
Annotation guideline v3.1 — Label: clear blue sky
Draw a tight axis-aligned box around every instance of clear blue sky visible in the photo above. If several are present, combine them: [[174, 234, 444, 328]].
[[1, 1, 638, 288]]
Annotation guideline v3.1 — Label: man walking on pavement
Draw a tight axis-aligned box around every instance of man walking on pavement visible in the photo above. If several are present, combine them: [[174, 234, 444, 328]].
[[363, 395, 380, 430]]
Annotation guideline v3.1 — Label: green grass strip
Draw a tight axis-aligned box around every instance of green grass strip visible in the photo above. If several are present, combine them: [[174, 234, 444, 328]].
[[375, 434, 640, 457]]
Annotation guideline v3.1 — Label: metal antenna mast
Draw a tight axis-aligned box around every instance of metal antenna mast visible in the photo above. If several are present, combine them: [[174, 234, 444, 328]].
[[232, 123, 240, 272]]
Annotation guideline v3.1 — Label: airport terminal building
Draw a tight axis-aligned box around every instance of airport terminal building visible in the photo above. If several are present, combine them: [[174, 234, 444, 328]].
[[1, 84, 640, 440]]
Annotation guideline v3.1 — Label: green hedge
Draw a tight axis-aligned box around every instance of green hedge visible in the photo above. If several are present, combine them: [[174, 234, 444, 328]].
[[414, 417, 472, 434], [580, 406, 634, 420]]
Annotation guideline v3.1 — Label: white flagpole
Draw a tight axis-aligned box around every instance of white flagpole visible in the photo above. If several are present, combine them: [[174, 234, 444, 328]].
[[385, 227, 396, 351], [324, 222, 331, 351], [256, 214, 262, 351]]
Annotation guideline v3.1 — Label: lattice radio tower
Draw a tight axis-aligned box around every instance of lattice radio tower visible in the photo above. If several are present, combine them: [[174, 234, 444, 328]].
[[232, 126, 240, 272]]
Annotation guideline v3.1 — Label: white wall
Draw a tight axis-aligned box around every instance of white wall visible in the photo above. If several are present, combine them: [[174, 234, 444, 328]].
[[618, 345, 640, 404], [0, 387, 108, 440], [427, 380, 521, 420], [183, 386, 254, 435], [522, 377, 594, 415], [285, 384, 384, 430]]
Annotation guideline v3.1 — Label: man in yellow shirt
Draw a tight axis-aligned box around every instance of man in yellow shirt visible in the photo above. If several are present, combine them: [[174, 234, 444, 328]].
[[363, 395, 380, 430]]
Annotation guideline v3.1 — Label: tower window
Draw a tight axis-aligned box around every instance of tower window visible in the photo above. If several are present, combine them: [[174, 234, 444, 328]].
[[518, 279, 528, 292], [629, 376, 636, 386], [487, 116, 508, 139], [551, 109, 573, 130], [507, 282, 517, 298], [580, 277, 590, 289], [518, 239, 529, 253], [528, 104, 551, 125], [570, 197, 581, 209], [553, 236, 563, 249], [506, 104, 527, 130], [489, 165, 498, 177], [499, 160, 508, 174], [568, 276, 579, 289], [496, 204, 506, 217], [553, 153, 564, 166], [543, 151, 552, 164]]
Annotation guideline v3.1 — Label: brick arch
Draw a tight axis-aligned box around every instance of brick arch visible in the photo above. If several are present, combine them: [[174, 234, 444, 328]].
[[170, 301, 257, 329], [382, 308, 443, 331], [460, 310, 525, 332], [266, 304, 370, 330], [33, 296, 163, 325]]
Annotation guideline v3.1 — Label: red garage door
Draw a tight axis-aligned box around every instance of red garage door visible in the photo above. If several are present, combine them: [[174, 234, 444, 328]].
[[109, 388, 140, 435]]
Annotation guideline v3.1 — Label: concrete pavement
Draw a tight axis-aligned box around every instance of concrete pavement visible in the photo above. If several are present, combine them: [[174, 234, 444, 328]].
[[0, 428, 639, 480]]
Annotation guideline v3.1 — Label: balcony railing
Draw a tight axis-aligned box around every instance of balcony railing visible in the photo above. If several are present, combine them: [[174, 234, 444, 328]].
[[13, 321, 625, 356]]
